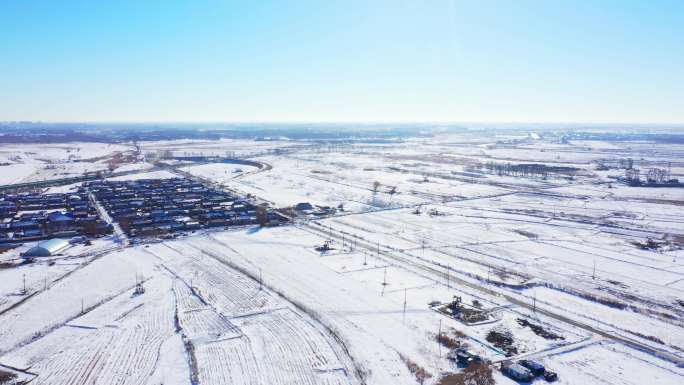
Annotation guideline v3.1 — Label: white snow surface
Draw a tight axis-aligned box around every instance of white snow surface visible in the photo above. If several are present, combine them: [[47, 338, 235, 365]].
[[1, 133, 684, 385]]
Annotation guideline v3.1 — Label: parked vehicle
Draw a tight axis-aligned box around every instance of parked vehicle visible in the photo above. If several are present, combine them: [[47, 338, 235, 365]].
[[447, 349, 471, 365], [502, 363, 534, 382], [544, 370, 558, 382], [520, 359, 546, 376]]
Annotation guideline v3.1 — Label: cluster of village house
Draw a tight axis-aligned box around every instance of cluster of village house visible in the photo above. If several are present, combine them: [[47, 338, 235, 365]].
[[86, 178, 281, 237], [0, 192, 112, 242]]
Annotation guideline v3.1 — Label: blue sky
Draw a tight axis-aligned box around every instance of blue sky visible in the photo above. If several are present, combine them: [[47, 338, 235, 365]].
[[1, 0, 682, 123]]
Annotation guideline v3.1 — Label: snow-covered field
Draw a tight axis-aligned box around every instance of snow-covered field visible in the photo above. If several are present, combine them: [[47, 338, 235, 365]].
[[1, 132, 683, 384], [179, 162, 259, 182], [0, 142, 140, 185]]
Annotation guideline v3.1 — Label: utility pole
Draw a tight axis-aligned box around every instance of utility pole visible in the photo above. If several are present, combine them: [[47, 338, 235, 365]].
[[438, 319, 442, 358], [383, 267, 387, 286], [592, 259, 596, 280], [446, 265, 450, 290], [259, 268, 263, 290], [81, 298, 85, 314], [22, 274, 26, 295], [363, 251, 367, 266], [403, 288, 407, 323], [377, 241, 380, 258]]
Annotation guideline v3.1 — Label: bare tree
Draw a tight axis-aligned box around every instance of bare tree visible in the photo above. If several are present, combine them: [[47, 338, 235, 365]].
[[437, 363, 495, 385], [117, 216, 132, 233], [81, 220, 99, 236], [255, 205, 269, 226], [372, 181, 381, 194]]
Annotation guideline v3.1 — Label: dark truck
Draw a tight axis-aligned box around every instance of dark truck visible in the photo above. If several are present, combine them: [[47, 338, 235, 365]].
[[448, 348, 486, 366], [519, 359, 558, 382], [519, 359, 545, 376]]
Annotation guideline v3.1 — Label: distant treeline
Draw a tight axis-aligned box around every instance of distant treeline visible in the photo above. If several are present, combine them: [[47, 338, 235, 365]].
[[0, 123, 437, 143], [568, 132, 684, 144], [1, 123, 682, 144]]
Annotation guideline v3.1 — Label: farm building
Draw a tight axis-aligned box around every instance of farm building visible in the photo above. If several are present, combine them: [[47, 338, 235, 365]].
[[295, 202, 314, 211], [23, 238, 70, 257]]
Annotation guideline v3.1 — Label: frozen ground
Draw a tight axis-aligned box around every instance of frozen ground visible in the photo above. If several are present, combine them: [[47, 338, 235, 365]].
[[538, 340, 684, 385], [179, 162, 260, 182], [1, 131, 683, 384], [0, 142, 141, 185]]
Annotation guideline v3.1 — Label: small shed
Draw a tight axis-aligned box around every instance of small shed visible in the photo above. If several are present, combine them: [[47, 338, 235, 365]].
[[24, 238, 70, 257], [295, 202, 314, 211]]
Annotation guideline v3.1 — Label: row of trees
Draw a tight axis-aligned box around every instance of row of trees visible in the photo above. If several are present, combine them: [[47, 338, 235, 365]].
[[371, 181, 397, 195], [481, 161, 551, 178]]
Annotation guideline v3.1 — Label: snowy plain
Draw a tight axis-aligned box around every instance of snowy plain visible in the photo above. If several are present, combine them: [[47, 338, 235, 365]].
[[1, 132, 683, 384]]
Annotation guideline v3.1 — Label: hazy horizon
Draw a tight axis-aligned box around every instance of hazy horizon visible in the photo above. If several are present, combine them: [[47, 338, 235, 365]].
[[3, 120, 684, 128]]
